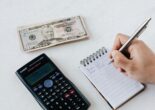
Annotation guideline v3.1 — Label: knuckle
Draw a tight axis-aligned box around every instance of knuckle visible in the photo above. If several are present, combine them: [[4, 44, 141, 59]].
[[116, 33, 123, 38], [134, 40, 144, 45], [117, 33, 121, 36], [132, 39, 138, 44], [138, 40, 144, 44], [131, 40, 144, 49], [128, 45, 133, 52], [115, 55, 122, 64]]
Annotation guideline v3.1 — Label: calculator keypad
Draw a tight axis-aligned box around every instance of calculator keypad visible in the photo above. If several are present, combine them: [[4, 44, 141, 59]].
[[33, 71, 89, 110]]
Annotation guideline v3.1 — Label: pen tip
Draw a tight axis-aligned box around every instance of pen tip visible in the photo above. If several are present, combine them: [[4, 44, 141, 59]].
[[148, 17, 152, 22], [145, 17, 152, 26]]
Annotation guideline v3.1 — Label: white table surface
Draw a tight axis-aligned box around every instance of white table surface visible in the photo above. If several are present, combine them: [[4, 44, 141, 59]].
[[0, 0, 155, 110]]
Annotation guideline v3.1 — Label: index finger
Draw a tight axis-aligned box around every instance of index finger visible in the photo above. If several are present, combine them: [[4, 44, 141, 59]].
[[112, 33, 129, 50], [109, 33, 129, 58]]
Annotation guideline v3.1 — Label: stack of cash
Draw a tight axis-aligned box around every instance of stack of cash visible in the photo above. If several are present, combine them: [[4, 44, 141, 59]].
[[18, 16, 89, 52]]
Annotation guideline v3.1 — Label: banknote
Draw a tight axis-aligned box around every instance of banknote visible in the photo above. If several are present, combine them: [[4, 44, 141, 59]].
[[18, 16, 89, 52]]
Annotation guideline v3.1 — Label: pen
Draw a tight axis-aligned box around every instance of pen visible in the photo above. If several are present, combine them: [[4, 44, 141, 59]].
[[109, 18, 152, 64]]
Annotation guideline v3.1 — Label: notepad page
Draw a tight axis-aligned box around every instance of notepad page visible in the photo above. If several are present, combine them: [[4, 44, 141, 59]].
[[80, 51, 144, 109]]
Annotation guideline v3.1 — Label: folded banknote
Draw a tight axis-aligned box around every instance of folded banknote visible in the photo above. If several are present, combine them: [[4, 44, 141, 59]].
[[18, 16, 89, 52]]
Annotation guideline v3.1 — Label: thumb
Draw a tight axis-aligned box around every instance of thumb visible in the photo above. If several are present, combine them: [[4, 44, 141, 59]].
[[112, 50, 131, 70]]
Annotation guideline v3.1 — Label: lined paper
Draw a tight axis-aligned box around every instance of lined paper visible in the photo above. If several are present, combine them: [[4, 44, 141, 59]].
[[80, 49, 144, 109]]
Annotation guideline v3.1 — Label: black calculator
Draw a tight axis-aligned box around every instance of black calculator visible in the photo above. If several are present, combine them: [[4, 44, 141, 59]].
[[16, 53, 90, 110]]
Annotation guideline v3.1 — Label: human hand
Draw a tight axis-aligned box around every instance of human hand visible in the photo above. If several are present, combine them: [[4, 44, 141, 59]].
[[109, 33, 155, 83]]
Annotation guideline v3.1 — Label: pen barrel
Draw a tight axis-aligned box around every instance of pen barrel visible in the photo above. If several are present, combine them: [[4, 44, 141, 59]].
[[121, 49, 130, 58]]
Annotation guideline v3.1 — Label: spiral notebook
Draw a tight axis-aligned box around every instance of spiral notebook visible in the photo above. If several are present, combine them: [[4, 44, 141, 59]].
[[79, 47, 145, 110]]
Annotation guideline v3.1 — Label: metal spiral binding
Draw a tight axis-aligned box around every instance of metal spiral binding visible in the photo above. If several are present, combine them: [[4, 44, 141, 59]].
[[80, 47, 107, 66]]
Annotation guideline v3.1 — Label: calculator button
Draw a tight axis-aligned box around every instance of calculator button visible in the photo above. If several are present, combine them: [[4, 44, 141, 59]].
[[60, 86, 64, 89], [55, 80, 59, 83], [59, 106, 63, 109], [53, 85, 57, 89], [60, 98, 64, 101], [69, 89, 75, 94], [44, 79, 53, 88], [69, 98, 73, 101], [42, 89, 46, 92], [54, 95, 58, 99], [43, 98, 47, 102], [58, 83, 62, 86], [59, 92, 63, 95], [49, 75, 54, 79], [37, 92, 42, 95], [55, 101, 59, 105], [75, 106, 81, 110], [68, 106, 71, 110], [82, 103, 85, 106], [55, 72, 60, 76], [45, 92, 49, 95], [55, 89, 60, 93], [74, 95, 78, 98], [59, 77, 63, 80], [62, 89, 67, 93], [64, 83, 69, 87], [40, 95, 44, 98], [49, 89, 53, 92], [64, 93, 70, 98], [52, 76, 56, 80], [47, 95, 52, 99], [76, 98, 81, 102], [64, 102, 68, 105], [50, 98, 55, 102], [33, 87, 38, 92], [67, 86, 72, 90], [38, 85, 43, 89], [46, 102, 50, 106], [73, 102, 76, 106], [52, 92, 56, 96], [62, 80, 66, 83], [50, 105, 54, 109]]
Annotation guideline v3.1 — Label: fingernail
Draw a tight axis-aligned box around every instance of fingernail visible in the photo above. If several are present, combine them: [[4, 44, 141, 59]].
[[117, 68, 121, 72], [111, 51, 117, 57]]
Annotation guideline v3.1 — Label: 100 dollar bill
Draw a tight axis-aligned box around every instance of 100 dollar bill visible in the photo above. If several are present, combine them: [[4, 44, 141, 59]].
[[18, 16, 89, 52]]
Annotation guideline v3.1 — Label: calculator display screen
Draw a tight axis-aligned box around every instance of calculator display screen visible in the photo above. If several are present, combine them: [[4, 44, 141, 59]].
[[25, 63, 55, 86]]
